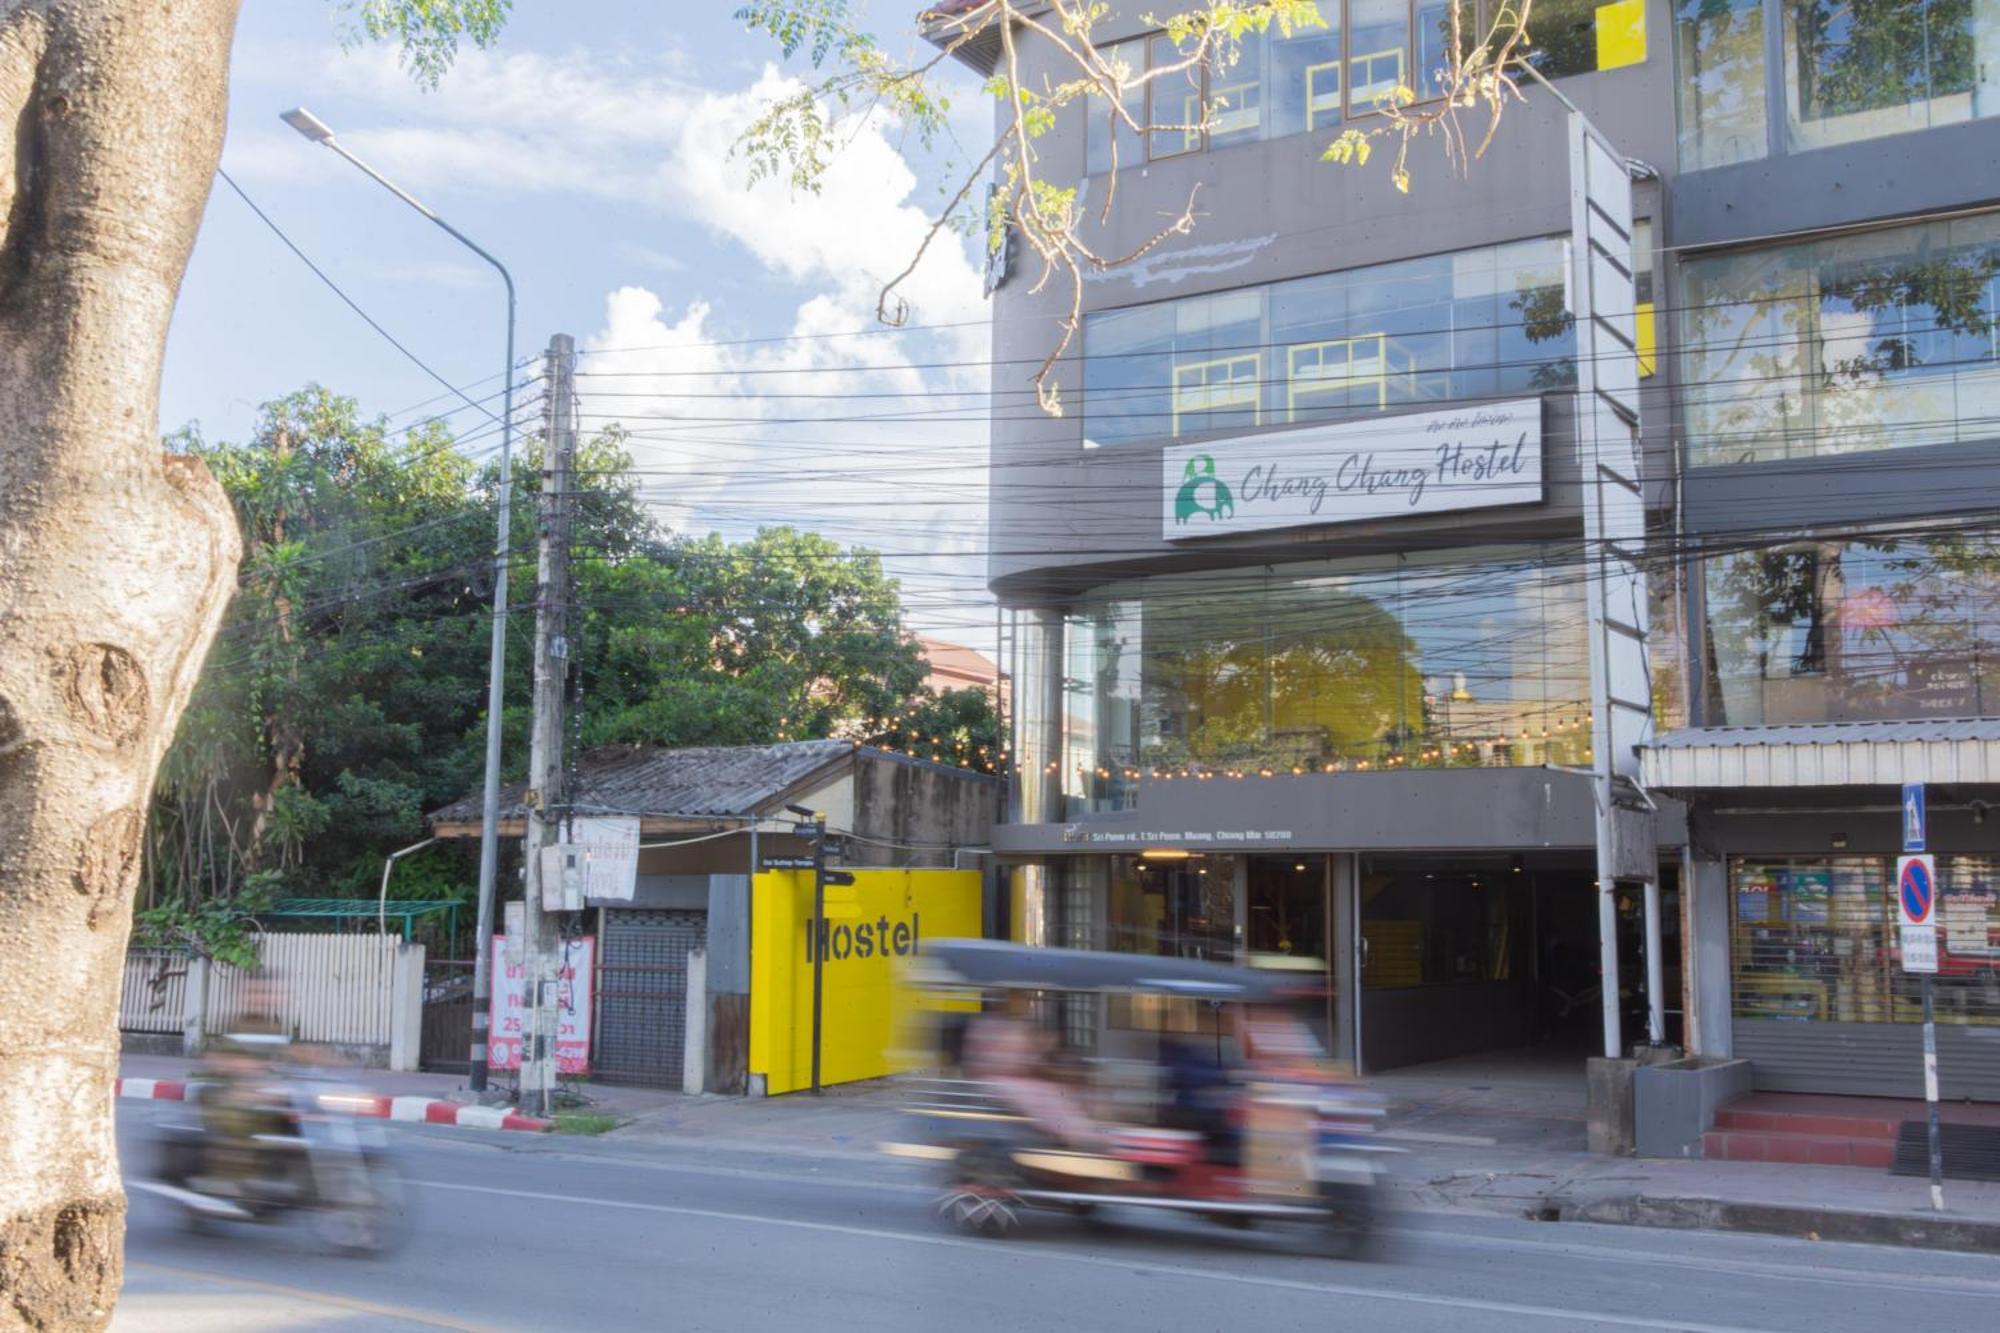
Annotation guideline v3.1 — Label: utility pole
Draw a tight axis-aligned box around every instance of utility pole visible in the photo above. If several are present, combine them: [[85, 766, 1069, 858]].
[[519, 333, 576, 1119], [809, 810, 827, 1096]]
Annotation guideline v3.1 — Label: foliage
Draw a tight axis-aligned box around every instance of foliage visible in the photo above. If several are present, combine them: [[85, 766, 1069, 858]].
[[151, 386, 995, 937], [339, 0, 514, 87], [131, 877, 277, 970], [738, 1, 1545, 410]]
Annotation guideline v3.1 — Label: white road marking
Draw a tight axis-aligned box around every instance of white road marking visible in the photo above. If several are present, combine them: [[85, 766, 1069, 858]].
[[391, 1096, 435, 1122], [409, 1178, 1774, 1333]]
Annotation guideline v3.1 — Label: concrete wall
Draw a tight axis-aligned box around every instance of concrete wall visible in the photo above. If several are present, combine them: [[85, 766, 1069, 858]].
[[851, 752, 998, 867]]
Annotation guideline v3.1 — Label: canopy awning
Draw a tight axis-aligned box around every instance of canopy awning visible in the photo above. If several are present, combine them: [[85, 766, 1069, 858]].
[[1641, 718, 2000, 791]]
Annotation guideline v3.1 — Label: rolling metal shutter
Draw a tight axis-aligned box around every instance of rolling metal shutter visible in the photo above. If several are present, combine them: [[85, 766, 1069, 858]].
[[594, 909, 705, 1087]]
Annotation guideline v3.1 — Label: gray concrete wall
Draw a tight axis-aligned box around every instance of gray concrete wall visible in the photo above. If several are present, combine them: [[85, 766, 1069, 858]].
[[850, 752, 998, 867]]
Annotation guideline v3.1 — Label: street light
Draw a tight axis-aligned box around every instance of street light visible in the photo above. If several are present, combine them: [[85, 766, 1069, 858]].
[[282, 105, 516, 1093]]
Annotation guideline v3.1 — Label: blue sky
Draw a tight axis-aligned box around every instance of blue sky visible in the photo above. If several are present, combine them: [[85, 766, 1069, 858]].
[[165, 2, 994, 637]]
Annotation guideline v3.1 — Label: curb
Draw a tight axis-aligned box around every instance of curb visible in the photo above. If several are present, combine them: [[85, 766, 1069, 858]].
[[114, 1078, 552, 1134], [1561, 1193, 2000, 1256]]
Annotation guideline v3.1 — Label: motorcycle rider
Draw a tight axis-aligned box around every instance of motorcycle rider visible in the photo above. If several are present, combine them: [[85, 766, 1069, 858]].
[[194, 977, 293, 1197]]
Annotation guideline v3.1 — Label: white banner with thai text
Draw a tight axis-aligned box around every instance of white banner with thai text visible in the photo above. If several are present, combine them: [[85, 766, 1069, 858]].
[[572, 816, 641, 901]]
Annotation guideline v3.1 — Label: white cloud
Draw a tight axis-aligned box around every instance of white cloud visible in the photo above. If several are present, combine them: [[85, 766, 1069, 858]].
[[232, 37, 997, 634]]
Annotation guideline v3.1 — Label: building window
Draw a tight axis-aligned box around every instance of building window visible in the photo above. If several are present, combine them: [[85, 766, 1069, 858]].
[[1065, 544, 1593, 776], [1732, 856, 2000, 1026], [1674, 0, 1770, 170], [1679, 212, 2000, 466], [1082, 2, 1648, 174], [1634, 218, 1657, 377], [1063, 601, 1143, 816], [1703, 527, 2000, 725], [1526, 0, 1651, 78], [1784, 0, 1998, 152], [1083, 237, 1573, 449]]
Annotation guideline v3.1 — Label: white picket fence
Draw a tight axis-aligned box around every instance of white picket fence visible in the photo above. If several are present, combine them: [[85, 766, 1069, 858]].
[[119, 949, 191, 1034], [119, 932, 417, 1059]]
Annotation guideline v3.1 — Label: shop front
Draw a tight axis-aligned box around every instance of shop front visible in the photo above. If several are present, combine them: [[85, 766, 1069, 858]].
[[1005, 837, 1681, 1076], [1647, 523, 2000, 1101]]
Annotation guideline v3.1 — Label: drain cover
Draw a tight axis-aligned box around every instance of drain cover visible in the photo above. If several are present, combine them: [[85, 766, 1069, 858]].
[[1891, 1122, 2000, 1183]]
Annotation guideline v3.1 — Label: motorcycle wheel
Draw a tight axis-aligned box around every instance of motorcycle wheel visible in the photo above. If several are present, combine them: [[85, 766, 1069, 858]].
[[311, 1156, 410, 1256], [937, 1143, 1021, 1238], [1314, 1185, 1379, 1261]]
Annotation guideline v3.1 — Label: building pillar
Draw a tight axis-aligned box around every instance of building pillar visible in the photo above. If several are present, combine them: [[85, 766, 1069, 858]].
[[1684, 843, 1732, 1058], [1011, 608, 1064, 826], [1330, 853, 1358, 1068]]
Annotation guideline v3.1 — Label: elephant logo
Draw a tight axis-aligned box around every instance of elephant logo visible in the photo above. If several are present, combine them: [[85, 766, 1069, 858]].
[[1174, 454, 1235, 525]]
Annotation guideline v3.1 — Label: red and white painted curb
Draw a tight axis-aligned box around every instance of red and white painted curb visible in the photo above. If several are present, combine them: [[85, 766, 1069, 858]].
[[114, 1077, 552, 1133]]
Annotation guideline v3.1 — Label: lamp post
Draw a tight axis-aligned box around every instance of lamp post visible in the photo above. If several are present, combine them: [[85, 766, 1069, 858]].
[[282, 106, 516, 1092]]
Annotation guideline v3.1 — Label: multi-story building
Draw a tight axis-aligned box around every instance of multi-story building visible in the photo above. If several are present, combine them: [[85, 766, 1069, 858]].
[[943, 0, 2000, 1098]]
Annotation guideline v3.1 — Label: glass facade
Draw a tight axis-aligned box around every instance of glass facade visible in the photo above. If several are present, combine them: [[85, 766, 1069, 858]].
[[1784, 0, 2000, 151], [1675, 0, 1770, 169], [1678, 0, 2000, 170], [1058, 545, 1592, 817], [1679, 213, 2000, 466], [1733, 855, 2000, 1025], [1703, 527, 2000, 725], [1083, 238, 1573, 450], [1082, 2, 1648, 175]]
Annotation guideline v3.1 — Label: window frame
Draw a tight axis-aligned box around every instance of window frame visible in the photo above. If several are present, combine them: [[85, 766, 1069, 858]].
[[1083, 0, 1648, 175]]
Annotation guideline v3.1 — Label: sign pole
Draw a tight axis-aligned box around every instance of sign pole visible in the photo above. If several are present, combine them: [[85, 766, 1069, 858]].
[[1899, 783, 1942, 1211], [810, 811, 826, 1096], [1921, 973, 1944, 1212]]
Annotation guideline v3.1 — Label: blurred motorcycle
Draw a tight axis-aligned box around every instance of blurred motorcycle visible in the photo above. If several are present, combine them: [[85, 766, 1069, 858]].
[[136, 1067, 410, 1255]]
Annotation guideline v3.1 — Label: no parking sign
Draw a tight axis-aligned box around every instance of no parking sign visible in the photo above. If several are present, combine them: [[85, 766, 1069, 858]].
[[1898, 855, 1939, 974]]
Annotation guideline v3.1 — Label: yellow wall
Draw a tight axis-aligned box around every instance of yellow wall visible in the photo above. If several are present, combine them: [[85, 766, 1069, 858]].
[[749, 868, 983, 1095]]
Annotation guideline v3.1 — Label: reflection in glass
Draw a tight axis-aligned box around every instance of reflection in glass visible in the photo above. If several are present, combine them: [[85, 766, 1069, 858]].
[[1679, 213, 2000, 465], [1062, 546, 1593, 778], [1784, 0, 1994, 152], [1676, 0, 1770, 170], [1083, 37, 1147, 176], [1703, 528, 2000, 725], [1084, 236, 1574, 448], [1347, 0, 1412, 111]]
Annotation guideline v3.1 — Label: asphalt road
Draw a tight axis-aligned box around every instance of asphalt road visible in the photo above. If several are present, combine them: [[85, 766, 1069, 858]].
[[113, 1100, 2000, 1332]]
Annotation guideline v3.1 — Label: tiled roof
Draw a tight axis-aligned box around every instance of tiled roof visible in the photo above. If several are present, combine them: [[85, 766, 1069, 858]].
[[428, 740, 856, 824]]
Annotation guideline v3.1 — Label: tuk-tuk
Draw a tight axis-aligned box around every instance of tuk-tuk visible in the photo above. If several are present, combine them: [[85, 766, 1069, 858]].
[[887, 939, 1394, 1258]]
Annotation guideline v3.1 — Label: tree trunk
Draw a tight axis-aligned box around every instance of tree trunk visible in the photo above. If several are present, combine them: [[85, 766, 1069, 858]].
[[0, 2, 242, 1327]]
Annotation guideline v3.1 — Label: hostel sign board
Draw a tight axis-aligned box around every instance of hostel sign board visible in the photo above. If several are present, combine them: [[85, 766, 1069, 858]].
[[748, 868, 982, 1095], [1162, 398, 1544, 540]]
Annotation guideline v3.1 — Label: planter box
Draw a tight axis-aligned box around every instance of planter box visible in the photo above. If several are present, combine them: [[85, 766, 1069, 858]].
[[1634, 1057, 1754, 1159]]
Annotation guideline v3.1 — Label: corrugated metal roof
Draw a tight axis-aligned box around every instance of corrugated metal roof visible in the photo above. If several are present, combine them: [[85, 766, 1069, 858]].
[[1642, 718, 2000, 790], [1649, 718, 2000, 748], [428, 740, 856, 825]]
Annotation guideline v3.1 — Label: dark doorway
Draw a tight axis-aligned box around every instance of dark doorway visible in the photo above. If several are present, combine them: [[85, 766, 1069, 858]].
[[1359, 852, 1601, 1071], [1247, 854, 1334, 1051]]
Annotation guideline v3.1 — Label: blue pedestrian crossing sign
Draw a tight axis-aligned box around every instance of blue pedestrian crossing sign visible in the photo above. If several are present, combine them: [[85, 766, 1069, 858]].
[[1903, 783, 1926, 852]]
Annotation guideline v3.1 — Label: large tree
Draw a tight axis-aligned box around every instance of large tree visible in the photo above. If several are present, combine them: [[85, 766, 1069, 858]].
[[0, 3, 504, 1323], [141, 387, 997, 962]]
